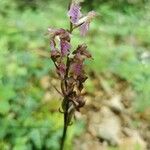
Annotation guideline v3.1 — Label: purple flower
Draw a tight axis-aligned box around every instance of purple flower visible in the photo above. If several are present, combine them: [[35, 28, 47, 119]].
[[48, 28, 71, 57], [80, 22, 90, 36], [68, 3, 81, 24], [60, 40, 71, 56], [78, 11, 97, 36], [73, 44, 92, 59], [57, 63, 66, 79], [74, 62, 83, 76], [70, 61, 83, 77]]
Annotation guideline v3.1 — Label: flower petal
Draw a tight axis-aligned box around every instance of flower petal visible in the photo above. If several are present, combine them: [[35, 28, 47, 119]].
[[68, 3, 81, 24], [60, 40, 71, 56], [80, 22, 89, 36], [57, 63, 66, 78], [70, 61, 83, 77]]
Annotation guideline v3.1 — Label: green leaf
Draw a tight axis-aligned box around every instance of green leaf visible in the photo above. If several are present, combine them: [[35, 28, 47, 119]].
[[13, 137, 29, 150], [29, 129, 42, 149], [0, 101, 10, 115], [0, 84, 15, 101]]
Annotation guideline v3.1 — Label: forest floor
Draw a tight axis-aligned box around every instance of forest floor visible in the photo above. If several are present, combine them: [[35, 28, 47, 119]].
[[72, 72, 150, 150]]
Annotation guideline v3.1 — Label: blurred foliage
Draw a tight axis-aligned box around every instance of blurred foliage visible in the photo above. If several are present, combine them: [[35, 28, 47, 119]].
[[87, 3, 150, 112], [0, 0, 150, 149], [84, 0, 148, 11]]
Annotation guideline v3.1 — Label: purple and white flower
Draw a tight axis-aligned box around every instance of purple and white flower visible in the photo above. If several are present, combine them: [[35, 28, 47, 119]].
[[80, 22, 90, 36], [68, 2, 81, 24], [60, 40, 71, 56], [79, 11, 97, 36]]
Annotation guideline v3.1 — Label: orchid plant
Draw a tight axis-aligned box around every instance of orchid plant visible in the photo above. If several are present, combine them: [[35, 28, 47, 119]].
[[48, 1, 96, 150]]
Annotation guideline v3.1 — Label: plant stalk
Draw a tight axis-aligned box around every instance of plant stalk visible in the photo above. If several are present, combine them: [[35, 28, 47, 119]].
[[60, 12, 73, 150], [60, 98, 69, 150]]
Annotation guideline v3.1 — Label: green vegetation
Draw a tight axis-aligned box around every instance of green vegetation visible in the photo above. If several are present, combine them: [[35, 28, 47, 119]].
[[0, 0, 149, 149]]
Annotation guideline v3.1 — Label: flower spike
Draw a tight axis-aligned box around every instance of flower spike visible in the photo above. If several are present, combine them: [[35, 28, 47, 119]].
[[48, 2, 96, 150]]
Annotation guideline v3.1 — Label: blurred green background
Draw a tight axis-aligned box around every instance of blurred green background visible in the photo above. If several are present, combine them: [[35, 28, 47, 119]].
[[0, 0, 150, 149]]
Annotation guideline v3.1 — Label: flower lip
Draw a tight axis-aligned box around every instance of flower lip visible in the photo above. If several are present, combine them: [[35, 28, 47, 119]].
[[68, 2, 82, 24], [60, 40, 71, 56], [80, 22, 89, 36]]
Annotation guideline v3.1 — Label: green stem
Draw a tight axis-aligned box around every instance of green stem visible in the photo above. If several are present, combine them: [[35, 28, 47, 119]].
[[60, 98, 69, 150]]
